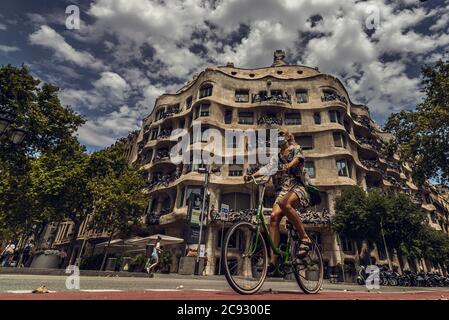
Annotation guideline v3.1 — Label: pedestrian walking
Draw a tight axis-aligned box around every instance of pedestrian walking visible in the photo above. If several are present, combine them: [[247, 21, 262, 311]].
[[21, 240, 34, 267]]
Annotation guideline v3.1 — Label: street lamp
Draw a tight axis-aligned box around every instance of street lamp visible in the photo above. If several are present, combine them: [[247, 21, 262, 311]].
[[0, 113, 27, 145], [0, 116, 11, 135]]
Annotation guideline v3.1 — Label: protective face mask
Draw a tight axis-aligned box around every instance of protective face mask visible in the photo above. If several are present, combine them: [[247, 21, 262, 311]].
[[278, 136, 287, 147]]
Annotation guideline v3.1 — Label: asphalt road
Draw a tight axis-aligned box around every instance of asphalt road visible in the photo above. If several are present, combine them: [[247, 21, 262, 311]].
[[0, 274, 448, 300]]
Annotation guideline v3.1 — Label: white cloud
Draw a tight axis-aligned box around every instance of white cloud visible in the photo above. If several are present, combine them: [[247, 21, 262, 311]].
[[0, 23, 6, 30], [93, 72, 130, 101], [29, 0, 449, 148], [77, 105, 141, 148], [0, 45, 19, 53], [29, 25, 106, 71]]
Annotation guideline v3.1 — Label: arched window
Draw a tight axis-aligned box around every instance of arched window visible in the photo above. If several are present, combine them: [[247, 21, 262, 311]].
[[199, 83, 213, 98]]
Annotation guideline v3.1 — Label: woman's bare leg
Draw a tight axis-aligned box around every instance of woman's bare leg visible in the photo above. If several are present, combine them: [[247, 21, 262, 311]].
[[278, 191, 310, 242], [270, 204, 284, 265]]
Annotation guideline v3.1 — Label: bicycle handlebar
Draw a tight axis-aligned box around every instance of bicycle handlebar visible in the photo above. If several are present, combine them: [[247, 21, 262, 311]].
[[247, 174, 272, 185]]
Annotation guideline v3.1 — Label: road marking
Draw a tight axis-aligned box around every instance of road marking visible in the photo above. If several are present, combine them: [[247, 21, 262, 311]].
[[145, 289, 181, 292], [80, 289, 123, 292], [192, 289, 224, 292]]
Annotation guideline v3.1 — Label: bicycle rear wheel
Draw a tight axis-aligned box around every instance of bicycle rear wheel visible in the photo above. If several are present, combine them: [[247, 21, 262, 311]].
[[222, 222, 268, 295], [292, 240, 323, 294]]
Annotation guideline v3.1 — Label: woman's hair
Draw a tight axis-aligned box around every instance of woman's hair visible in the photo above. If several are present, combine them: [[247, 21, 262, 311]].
[[279, 129, 297, 145]]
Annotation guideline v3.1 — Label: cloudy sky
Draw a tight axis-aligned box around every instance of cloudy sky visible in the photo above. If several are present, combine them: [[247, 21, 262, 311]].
[[0, 0, 448, 151]]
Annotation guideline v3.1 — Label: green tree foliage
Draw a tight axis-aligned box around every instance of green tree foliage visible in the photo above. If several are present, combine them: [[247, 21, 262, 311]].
[[332, 186, 370, 240], [0, 65, 84, 168], [384, 60, 449, 186], [334, 186, 449, 266], [88, 142, 147, 270]]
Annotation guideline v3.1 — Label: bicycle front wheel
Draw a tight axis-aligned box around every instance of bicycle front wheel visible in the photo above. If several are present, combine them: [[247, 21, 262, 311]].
[[222, 222, 268, 295], [292, 240, 323, 294]]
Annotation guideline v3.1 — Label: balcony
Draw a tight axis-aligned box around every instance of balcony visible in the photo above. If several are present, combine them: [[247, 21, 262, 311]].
[[361, 159, 382, 171], [161, 106, 181, 120], [387, 161, 401, 172], [153, 149, 170, 162], [145, 208, 171, 225], [321, 92, 348, 104], [356, 136, 381, 151], [257, 115, 282, 126], [385, 175, 407, 190], [352, 114, 371, 128], [299, 209, 331, 225], [157, 129, 173, 139], [251, 93, 292, 104], [147, 171, 181, 191]]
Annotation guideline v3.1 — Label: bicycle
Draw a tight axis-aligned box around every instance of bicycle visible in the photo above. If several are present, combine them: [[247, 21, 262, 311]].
[[221, 175, 324, 295]]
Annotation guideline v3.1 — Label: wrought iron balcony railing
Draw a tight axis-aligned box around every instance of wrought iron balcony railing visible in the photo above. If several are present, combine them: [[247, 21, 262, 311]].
[[361, 159, 382, 170], [158, 129, 172, 139], [251, 93, 292, 104], [299, 209, 331, 225], [153, 149, 170, 162], [147, 171, 181, 191], [321, 92, 348, 104], [257, 115, 283, 126]]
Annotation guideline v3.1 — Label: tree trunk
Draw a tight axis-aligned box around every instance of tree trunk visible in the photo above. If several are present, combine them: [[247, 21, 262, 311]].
[[65, 220, 82, 268], [100, 228, 116, 271]]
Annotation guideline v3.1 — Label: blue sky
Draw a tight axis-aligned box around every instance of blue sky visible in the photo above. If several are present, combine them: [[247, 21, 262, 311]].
[[1, 0, 448, 151]]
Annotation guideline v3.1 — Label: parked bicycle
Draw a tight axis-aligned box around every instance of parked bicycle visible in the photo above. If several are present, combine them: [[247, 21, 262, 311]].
[[221, 175, 323, 295]]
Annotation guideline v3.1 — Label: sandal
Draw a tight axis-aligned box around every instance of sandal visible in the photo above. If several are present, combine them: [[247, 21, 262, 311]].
[[297, 239, 313, 258]]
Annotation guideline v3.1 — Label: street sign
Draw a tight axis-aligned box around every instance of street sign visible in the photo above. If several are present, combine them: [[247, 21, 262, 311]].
[[221, 204, 229, 221]]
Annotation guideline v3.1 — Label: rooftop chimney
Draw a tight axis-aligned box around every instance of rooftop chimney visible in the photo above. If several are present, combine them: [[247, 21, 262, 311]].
[[272, 49, 288, 67]]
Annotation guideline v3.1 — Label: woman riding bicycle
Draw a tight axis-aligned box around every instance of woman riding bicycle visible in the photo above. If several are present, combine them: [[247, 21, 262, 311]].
[[244, 129, 312, 275]]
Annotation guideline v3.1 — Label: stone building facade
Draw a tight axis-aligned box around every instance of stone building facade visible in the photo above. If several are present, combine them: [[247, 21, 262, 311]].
[[52, 51, 449, 276]]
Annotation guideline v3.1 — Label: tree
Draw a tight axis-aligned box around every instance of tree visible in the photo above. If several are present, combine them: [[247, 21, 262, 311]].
[[419, 226, 449, 268], [384, 60, 449, 186], [332, 186, 369, 240], [30, 139, 92, 265], [0, 65, 84, 168], [88, 143, 147, 270]]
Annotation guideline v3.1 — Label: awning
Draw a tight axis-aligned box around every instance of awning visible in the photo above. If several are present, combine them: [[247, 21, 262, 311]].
[[125, 234, 184, 247], [96, 239, 134, 248]]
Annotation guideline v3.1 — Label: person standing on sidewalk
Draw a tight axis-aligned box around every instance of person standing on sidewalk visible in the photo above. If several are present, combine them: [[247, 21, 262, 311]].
[[1, 240, 16, 267]]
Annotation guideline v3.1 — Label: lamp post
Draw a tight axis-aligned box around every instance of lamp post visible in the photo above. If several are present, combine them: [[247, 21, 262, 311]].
[[194, 162, 210, 275], [378, 213, 393, 270]]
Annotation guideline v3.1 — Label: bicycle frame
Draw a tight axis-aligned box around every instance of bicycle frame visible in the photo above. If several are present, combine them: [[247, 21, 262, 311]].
[[249, 176, 291, 266]]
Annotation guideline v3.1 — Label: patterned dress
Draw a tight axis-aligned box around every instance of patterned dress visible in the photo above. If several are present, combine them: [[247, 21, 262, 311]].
[[260, 145, 310, 208]]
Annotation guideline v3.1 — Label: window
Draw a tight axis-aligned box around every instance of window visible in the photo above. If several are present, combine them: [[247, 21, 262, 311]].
[[329, 110, 342, 124], [238, 112, 254, 124], [285, 113, 301, 125], [221, 192, 251, 212], [271, 89, 283, 97], [224, 109, 233, 124], [150, 129, 158, 140], [305, 161, 316, 178], [341, 237, 354, 253], [333, 132, 347, 148], [297, 135, 313, 150], [194, 127, 209, 143], [186, 96, 193, 109], [229, 164, 243, 176], [195, 103, 210, 119], [336, 159, 350, 177], [235, 90, 249, 102], [296, 89, 308, 103], [323, 89, 337, 101], [199, 83, 213, 98], [183, 186, 204, 209], [156, 108, 165, 120], [314, 112, 321, 124]]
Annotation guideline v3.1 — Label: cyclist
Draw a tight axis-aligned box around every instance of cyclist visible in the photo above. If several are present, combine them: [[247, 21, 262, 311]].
[[244, 129, 312, 276]]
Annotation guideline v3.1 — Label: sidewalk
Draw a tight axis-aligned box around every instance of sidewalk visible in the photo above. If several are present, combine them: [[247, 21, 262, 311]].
[[0, 267, 361, 286]]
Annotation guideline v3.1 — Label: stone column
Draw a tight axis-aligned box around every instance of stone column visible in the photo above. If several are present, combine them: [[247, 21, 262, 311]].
[[205, 224, 217, 275]]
